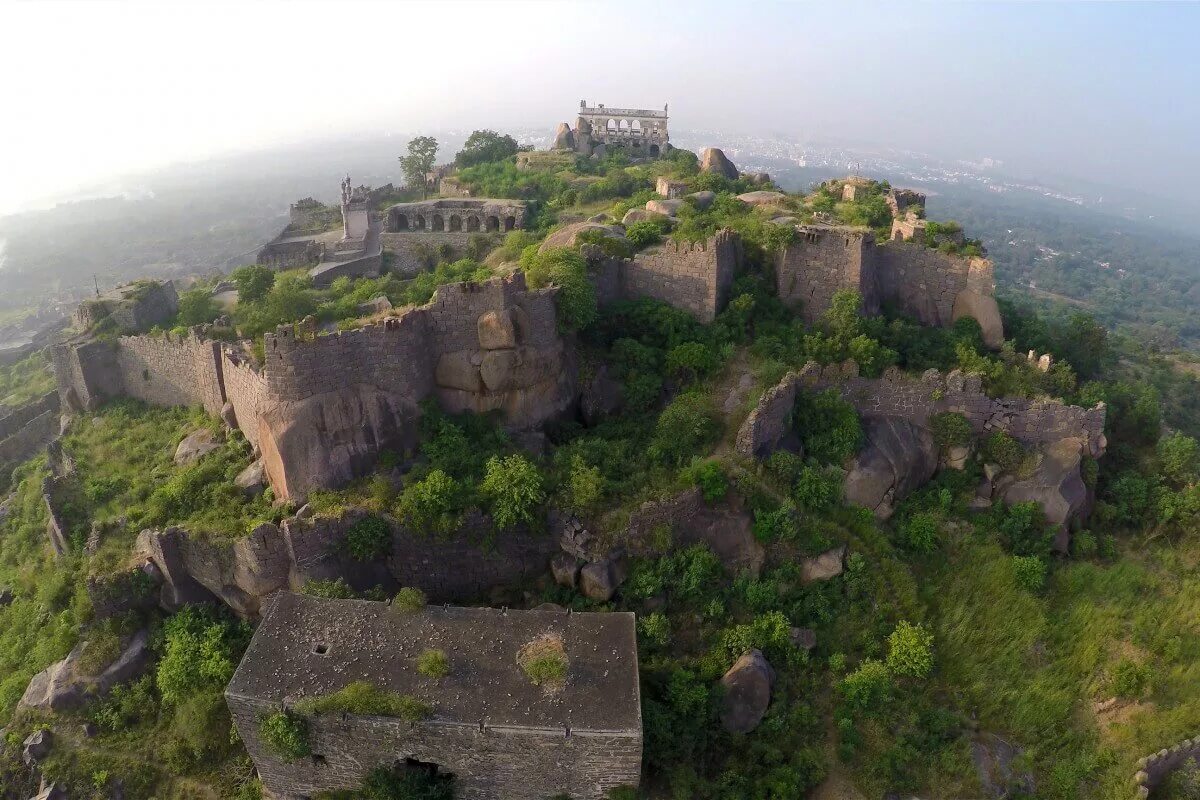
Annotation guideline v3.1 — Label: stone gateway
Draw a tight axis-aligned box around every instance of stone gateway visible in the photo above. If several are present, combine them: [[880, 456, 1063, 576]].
[[226, 593, 643, 800]]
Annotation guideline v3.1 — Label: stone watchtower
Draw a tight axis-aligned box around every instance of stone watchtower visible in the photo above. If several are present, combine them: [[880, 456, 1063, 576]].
[[226, 593, 643, 800]]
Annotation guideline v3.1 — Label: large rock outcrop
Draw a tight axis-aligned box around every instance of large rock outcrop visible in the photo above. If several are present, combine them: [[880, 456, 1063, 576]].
[[953, 289, 1005, 350], [700, 147, 739, 180], [133, 508, 556, 619], [259, 386, 417, 504], [20, 629, 151, 712], [552, 122, 575, 151], [720, 649, 775, 733], [843, 418, 939, 518], [995, 436, 1093, 551]]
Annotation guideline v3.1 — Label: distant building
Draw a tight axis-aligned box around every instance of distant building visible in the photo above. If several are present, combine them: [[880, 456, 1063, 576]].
[[226, 593, 643, 800], [552, 100, 671, 159]]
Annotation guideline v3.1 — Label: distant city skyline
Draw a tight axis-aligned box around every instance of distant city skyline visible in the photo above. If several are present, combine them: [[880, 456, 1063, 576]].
[[1, 1, 1197, 217]]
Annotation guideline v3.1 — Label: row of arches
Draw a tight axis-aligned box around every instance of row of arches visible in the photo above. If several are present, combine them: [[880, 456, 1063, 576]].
[[392, 212, 517, 233], [603, 118, 666, 136]]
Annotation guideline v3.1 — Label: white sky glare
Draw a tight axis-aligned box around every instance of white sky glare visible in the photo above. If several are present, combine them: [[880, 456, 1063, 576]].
[[1, 0, 1197, 215]]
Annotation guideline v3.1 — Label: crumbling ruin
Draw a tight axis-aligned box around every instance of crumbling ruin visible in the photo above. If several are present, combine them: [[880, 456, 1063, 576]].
[[226, 593, 642, 800], [553, 100, 670, 159]]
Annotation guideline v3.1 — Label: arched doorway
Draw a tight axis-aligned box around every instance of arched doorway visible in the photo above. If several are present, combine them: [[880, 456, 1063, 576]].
[[415, 215, 426, 230], [466, 216, 480, 232], [503, 216, 516, 232], [394, 213, 409, 231], [649, 144, 660, 157], [449, 214, 462, 232], [485, 215, 499, 232], [432, 214, 445, 232]]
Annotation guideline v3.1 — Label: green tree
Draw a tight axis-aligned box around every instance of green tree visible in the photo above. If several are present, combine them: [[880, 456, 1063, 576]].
[[455, 129, 520, 168], [176, 288, 220, 326], [521, 246, 597, 330], [839, 659, 892, 711], [481, 454, 546, 530], [1158, 432, 1200, 487], [885, 621, 935, 679], [230, 264, 275, 304], [651, 391, 721, 465], [399, 135, 439, 199], [396, 469, 464, 535]]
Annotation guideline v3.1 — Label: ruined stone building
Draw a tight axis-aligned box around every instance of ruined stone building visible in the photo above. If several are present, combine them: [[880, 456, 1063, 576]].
[[553, 100, 670, 159], [54, 273, 576, 500], [380, 198, 527, 275], [227, 593, 642, 800], [71, 280, 178, 333]]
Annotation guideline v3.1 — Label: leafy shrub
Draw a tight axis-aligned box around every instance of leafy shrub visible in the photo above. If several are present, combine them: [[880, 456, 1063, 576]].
[[230, 265, 275, 304], [930, 412, 972, 449], [637, 612, 671, 649], [650, 391, 721, 466], [900, 512, 939, 554], [392, 587, 427, 613], [625, 217, 671, 249], [766, 450, 804, 485], [885, 621, 935, 679], [301, 578, 356, 599], [344, 515, 392, 561], [417, 649, 449, 679], [396, 470, 463, 536], [982, 431, 1025, 473], [295, 681, 430, 720], [1011, 555, 1047, 591], [1111, 658, 1152, 699], [793, 466, 840, 512], [752, 505, 796, 543], [481, 454, 546, 530], [89, 675, 157, 732], [564, 455, 604, 513], [839, 659, 893, 712], [665, 341, 720, 381], [259, 711, 310, 761], [576, 227, 633, 260], [176, 288, 222, 327], [992, 501, 1054, 558], [685, 459, 727, 503], [717, 611, 796, 666], [358, 765, 455, 800], [518, 635, 569, 687], [521, 246, 597, 330], [1072, 529, 1098, 558], [1158, 432, 1200, 487], [793, 389, 862, 465], [155, 606, 250, 708]]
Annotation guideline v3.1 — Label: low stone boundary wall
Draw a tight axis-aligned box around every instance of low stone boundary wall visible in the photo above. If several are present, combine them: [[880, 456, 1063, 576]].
[[1134, 736, 1200, 797]]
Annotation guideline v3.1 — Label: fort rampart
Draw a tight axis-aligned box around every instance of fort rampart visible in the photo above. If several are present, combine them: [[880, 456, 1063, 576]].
[[56, 274, 575, 499], [0, 392, 60, 474], [618, 230, 740, 323], [775, 228, 1002, 347], [737, 360, 1106, 460]]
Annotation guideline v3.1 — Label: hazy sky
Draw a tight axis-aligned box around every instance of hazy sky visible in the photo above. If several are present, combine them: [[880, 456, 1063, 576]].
[[1, 0, 1197, 214]]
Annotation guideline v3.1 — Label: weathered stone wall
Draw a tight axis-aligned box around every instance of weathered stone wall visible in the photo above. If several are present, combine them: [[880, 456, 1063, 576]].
[[52, 338, 121, 411], [257, 238, 324, 269], [874, 241, 991, 327], [775, 227, 878, 324], [115, 332, 226, 417], [229, 695, 642, 800], [774, 229, 1002, 345], [621, 230, 740, 323], [0, 395, 58, 472], [737, 361, 1107, 461], [221, 350, 269, 451], [1134, 735, 1200, 798], [379, 231, 478, 277]]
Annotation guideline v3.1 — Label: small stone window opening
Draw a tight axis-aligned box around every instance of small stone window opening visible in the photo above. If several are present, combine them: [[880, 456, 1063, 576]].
[[312, 754, 328, 766], [313, 642, 330, 655]]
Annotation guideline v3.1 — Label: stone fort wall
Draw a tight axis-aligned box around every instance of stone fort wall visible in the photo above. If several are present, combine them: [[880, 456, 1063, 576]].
[[775, 229, 999, 341], [1134, 736, 1200, 798], [737, 360, 1107, 460], [620, 230, 739, 323], [114, 332, 226, 417], [379, 231, 478, 277], [229, 695, 642, 800], [221, 350, 270, 451]]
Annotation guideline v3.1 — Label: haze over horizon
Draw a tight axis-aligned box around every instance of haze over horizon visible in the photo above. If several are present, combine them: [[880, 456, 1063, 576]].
[[1, 0, 1197, 216]]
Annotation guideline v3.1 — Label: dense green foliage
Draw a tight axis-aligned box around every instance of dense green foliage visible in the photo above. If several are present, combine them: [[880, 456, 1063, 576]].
[[295, 681, 431, 721]]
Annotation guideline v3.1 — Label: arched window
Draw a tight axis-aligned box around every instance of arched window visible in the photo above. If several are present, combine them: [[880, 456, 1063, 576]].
[[432, 214, 444, 232], [631, 119, 642, 132], [449, 214, 462, 232], [619, 119, 630, 130], [606, 118, 618, 131]]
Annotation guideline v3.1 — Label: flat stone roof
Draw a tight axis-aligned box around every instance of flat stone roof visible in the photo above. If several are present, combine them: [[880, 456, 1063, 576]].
[[226, 593, 641, 734]]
